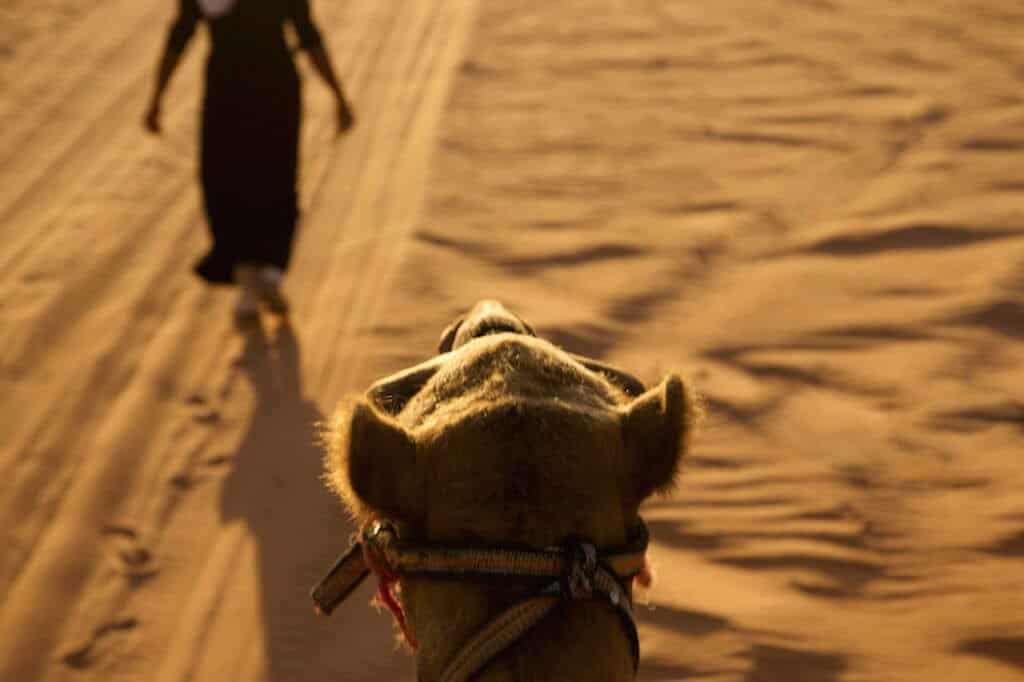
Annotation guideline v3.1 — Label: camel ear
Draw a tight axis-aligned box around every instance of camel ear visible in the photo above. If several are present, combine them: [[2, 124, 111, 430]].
[[515, 314, 537, 338], [620, 374, 699, 503], [438, 317, 465, 353], [324, 399, 420, 522], [366, 356, 445, 415], [571, 354, 646, 397]]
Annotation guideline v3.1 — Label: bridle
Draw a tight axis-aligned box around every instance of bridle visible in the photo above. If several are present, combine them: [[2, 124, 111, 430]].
[[311, 519, 650, 682]]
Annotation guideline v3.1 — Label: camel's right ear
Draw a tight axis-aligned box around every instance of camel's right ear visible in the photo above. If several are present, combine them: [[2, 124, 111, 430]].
[[438, 317, 465, 353], [323, 399, 421, 523], [620, 374, 700, 504]]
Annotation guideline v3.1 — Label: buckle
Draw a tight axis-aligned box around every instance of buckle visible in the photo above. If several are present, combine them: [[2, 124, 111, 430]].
[[360, 520, 399, 577], [362, 519, 394, 542], [563, 538, 598, 600]]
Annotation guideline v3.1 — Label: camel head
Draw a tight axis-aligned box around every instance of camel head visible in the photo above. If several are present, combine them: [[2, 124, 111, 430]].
[[321, 301, 700, 680]]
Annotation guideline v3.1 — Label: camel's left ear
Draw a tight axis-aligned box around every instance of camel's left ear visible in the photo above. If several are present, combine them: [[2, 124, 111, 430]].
[[323, 398, 422, 523], [620, 373, 700, 503]]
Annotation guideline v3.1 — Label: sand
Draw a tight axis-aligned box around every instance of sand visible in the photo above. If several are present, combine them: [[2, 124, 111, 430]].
[[1, 0, 1023, 680]]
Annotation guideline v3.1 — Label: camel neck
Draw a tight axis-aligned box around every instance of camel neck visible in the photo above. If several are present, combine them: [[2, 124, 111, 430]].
[[403, 576, 636, 682]]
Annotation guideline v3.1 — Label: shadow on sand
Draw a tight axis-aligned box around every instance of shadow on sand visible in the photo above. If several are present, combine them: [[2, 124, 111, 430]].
[[218, 321, 407, 681]]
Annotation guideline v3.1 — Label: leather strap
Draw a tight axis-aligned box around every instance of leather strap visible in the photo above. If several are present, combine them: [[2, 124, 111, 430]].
[[310, 538, 370, 616]]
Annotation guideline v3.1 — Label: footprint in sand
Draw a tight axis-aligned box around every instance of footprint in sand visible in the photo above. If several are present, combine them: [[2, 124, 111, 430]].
[[169, 472, 198, 490], [958, 637, 1024, 672], [191, 408, 221, 425], [204, 453, 235, 467], [101, 525, 158, 582], [60, 618, 139, 669]]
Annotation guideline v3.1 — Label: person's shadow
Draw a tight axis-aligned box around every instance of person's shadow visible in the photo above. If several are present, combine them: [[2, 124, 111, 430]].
[[219, 321, 409, 681]]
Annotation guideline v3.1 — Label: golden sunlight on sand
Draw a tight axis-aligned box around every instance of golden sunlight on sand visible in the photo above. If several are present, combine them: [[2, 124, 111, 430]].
[[1, 0, 1022, 680]]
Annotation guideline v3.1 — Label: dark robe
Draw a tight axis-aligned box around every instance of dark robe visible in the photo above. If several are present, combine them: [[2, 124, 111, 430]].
[[166, 0, 324, 284]]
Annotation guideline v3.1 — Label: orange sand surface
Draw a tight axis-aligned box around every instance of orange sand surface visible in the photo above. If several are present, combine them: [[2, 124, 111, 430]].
[[2, 1, 1023, 680]]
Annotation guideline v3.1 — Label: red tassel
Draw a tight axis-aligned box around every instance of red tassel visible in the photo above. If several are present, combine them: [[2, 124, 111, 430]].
[[634, 557, 653, 589], [362, 534, 418, 649]]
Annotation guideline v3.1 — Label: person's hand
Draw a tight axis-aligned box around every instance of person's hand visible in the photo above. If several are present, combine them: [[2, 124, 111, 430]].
[[335, 97, 355, 137], [144, 100, 162, 135]]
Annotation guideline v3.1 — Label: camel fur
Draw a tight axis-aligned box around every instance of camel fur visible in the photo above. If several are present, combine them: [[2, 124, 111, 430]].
[[322, 300, 701, 681]]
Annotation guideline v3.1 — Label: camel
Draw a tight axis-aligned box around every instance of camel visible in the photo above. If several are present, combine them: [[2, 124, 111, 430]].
[[316, 300, 701, 681]]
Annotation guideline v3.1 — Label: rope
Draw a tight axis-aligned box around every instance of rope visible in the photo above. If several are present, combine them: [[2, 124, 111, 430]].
[[384, 543, 646, 581], [439, 597, 559, 682]]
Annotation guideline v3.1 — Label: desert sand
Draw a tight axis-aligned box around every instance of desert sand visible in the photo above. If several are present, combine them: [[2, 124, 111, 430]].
[[1, 0, 1023, 680]]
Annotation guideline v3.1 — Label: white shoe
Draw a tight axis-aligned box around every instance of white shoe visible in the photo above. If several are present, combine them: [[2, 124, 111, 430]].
[[255, 266, 288, 314], [234, 285, 260, 324], [234, 264, 288, 316]]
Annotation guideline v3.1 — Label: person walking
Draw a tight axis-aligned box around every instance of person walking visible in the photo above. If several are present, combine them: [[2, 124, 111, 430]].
[[145, 0, 354, 320]]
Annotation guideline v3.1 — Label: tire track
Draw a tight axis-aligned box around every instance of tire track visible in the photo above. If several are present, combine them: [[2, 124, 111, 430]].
[[0, 0, 174, 262], [308, 0, 450, 397], [310, 0, 480, 403]]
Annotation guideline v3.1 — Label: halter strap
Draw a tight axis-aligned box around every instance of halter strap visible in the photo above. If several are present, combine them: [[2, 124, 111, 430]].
[[311, 520, 649, 681]]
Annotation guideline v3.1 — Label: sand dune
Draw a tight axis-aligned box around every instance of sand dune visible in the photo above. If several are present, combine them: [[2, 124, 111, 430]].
[[2, 0, 1023, 680]]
